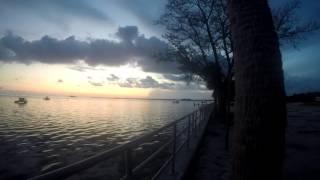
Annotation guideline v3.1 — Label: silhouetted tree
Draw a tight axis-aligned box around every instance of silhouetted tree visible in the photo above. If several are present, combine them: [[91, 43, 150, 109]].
[[272, 0, 319, 47], [158, 0, 232, 118], [158, 0, 318, 118], [228, 0, 287, 179]]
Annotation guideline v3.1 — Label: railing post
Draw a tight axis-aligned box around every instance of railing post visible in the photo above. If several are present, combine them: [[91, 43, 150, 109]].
[[171, 122, 177, 174], [206, 105, 208, 118], [199, 107, 202, 123], [194, 110, 198, 137], [201, 107, 204, 122], [191, 113, 194, 135], [124, 148, 133, 179], [204, 106, 206, 121], [187, 114, 191, 149]]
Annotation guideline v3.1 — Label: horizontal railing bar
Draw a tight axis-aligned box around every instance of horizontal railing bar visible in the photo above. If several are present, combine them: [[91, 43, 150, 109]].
[[151, 155, 174, 180], [152, 105, 212, 180], [175, 118, 203, 155], [29, 117, 189, 179], [130, 113, 193, 146], [120, 175, 128, 180], [29, 143, 130, 180], [174, 126, 189, 151], [29, 104, 212, 180], [176, 137, 188, 154], [133, 139, 173, 173], [176, 127, 187, 139]]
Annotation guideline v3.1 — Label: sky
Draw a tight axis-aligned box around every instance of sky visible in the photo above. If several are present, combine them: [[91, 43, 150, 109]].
[[0, 0, 319, 98]]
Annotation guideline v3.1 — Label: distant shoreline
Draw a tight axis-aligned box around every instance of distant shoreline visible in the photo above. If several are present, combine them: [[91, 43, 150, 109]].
[[0, 93, 214, 102]]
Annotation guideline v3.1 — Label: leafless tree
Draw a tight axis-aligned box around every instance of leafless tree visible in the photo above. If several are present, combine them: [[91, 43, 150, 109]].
[[158, 0, 232, 118], [158, 0, 318, 117], [272, 0, 320, 47]]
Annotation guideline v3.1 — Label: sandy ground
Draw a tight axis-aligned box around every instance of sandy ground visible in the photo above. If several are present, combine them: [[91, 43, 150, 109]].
[[187, 103, 320, 180], [285, 103, 320, 180]]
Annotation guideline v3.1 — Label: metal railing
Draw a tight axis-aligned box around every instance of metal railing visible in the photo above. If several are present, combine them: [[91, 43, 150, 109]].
[[29, 103, 213, 180]]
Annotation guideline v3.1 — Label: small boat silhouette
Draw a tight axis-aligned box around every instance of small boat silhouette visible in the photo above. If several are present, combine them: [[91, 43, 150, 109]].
[[172, 99, 180, 104], [14, 97, 27, 104], [43, 96, 50, 100]]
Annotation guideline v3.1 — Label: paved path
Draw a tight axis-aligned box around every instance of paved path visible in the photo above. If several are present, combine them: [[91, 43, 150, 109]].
[[184, 117, 231, 180], [186, 103, 320, 180], [285, 103, 320, 180]]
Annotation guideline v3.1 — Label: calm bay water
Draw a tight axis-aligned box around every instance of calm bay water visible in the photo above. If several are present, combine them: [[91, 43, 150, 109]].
[[0, 95, 198, 179]]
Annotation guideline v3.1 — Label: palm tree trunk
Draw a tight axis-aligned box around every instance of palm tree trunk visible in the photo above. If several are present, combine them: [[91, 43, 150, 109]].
[[228, 0, 287, 180]]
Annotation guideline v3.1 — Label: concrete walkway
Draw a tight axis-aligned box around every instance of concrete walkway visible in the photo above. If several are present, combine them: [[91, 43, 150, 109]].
[[185, 103, 320, 180], [184, 117, 231, 180], [285, 103, 320, 180]]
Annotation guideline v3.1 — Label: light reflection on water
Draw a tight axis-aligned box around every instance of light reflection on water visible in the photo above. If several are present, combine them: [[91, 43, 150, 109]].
[[0, 95, 197, 179]]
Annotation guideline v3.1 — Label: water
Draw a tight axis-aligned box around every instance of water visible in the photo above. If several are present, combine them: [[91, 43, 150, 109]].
[[0, 95, 198, 179]]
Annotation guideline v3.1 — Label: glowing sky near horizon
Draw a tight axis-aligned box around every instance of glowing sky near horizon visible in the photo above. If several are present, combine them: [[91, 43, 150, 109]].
[[0, 61, 210, 99], [0, 62, 149, 97]]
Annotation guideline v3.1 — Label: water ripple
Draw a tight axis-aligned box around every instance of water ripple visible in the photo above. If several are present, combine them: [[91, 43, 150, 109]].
[[0, 96, 197, 178]]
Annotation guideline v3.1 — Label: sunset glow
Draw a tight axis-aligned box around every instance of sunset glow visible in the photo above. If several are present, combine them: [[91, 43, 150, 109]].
[[0, 62, 159, 97]]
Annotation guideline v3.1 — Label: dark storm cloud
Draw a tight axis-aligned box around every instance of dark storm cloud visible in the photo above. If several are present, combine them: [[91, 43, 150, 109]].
[[88, 81, 104, 87], [107, 74, 120, 81], [69, 65, 106, 72], [161, 74, 208, 90], [138, 76, 174, 89], [0, 44, 15, 59], [134, 36, 180, 74], [0, 26, 179, 74], [139, 76, 159, 88], [118, 76, 175, 89], [116, 26, 138, 44], [118, 78, 138, 88], [163, 74, 186, 82], [0, 0, 110, 23], [68, 66, 87, 72]]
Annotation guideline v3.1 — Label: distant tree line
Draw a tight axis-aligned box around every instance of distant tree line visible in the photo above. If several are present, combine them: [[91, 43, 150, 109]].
[[287, 92, 320, 102]]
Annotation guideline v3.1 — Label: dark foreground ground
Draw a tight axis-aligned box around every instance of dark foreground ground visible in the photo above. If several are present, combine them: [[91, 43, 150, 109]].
[[186, 103, 320, 180]]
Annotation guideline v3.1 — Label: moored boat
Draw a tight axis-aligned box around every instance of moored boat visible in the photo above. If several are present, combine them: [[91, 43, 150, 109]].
[[172, 99, 180, 104], [14, 97, 27, 104], [43, 96, 50, 100]]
